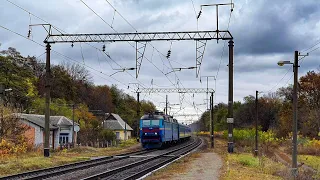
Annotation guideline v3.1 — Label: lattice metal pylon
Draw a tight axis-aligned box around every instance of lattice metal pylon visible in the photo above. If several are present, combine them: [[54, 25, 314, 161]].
[[136, 88, 214, 93], [136, 41, 147, 78], [44, 31, 233, 43], [179, 93, 185, 110], [196, 40, 207, 78]]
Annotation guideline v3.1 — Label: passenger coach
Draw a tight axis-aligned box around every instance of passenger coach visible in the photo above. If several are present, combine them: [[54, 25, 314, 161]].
[[139, 111, 191, 149]]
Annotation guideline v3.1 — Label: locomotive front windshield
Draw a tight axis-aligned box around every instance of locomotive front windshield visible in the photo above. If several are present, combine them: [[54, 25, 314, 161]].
[[141, 114, 163, 127], [142, 120, 160, 127]]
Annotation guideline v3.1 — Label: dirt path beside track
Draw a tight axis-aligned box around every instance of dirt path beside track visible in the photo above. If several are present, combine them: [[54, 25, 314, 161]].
[[145, 137, 223, 180]]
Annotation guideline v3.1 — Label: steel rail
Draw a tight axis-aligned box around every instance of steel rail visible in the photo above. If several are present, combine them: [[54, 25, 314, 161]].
[[124, 139, 202, 180], [0, 149, 154, 180], [82, 138, 200, 180]]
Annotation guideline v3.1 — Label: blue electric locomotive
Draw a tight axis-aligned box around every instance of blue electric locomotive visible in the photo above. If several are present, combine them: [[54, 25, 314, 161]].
[[139, 111, 191, 149]]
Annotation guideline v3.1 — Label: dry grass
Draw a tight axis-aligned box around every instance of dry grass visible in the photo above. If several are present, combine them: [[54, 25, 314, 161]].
[[212, 138, 286, 180], [298, 155, 320, 179], [0, 139, 139, 177]]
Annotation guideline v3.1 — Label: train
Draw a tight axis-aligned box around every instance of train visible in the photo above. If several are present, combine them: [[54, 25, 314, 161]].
[[139, 110, 191, 149]]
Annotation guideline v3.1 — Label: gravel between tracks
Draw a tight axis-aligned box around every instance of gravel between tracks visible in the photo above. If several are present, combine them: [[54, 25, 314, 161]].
[[105, 157, 171, 180], [43, 139, 196, 180], [46, 157, 145, 180]]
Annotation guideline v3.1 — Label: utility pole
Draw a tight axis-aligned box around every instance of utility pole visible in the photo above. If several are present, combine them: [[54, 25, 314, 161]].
[[255, 90, 258, 156], [124, 121, 127, 140], [210, 92, 214, 148], [44, 43, 51, 157], [0, 84, 4, 138], [206, 77, 209, 110], [292, 50, 299, 178], [77, 118, 80, 145], [227, 40, 234, 153], [72, 104, 75, 147], [137, 92, 140, 141], [277, 50, 306, 179], [165, 95, 168, 115], [200, 76, 215, 110]]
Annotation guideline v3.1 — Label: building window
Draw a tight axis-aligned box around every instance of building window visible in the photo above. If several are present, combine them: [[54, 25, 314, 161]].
[[59, 133, 69, 144], [116, 132, 120, 140]]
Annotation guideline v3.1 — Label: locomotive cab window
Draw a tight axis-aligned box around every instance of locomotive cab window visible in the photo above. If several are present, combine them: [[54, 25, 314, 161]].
[[142, 120, 160, 127], [142, 120, 151, 127]]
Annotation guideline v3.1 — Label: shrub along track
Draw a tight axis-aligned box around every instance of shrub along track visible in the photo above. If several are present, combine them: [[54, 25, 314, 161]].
[[0, 138, 200, 180]]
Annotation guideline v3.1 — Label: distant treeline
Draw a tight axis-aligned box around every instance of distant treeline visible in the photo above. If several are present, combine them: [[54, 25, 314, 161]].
[[0, 45, 156, 142], [197, 68, 320, 138]]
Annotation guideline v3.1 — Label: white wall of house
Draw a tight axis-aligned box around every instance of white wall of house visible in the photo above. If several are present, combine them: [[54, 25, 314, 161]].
[[54, 130, 59, 149], [35, 126, 43, 146], [21, 120, 43, 146]]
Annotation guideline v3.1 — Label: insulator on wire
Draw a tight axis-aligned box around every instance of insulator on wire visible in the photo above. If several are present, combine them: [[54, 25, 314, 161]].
[[197, 11, 202, 19], [71, 43, 74, 48], [166, 50, 171, 59], [27, 29, 31, 38], [102, 44, 106, 52]]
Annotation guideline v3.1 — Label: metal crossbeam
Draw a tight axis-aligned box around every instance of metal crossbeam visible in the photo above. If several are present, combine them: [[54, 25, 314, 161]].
[[136, 41, 147, 78], [44, 30, 233, 43], [137, 88, 214, 93], [196, 40, 207, 78], [174, 114, 200, 117]]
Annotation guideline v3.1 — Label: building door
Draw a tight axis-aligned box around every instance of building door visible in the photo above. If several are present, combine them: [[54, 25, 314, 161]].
[[116, 132, 120, 140], [59, 133, 69, 144]]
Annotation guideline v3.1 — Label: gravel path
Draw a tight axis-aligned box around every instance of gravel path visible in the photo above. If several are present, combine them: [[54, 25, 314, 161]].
[[167, 152, 222, 180]]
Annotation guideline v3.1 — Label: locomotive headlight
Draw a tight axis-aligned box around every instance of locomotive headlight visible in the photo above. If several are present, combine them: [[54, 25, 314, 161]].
[[145, 133, 147, 135], [155, 132, 157, 135]]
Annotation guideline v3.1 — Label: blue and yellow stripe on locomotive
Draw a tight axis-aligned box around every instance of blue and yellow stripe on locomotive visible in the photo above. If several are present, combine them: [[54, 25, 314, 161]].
[[139, 111, 191, 149]]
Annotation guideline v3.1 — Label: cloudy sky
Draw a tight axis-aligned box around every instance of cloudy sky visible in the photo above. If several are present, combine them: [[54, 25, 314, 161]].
[[0, 0, 319, 123]]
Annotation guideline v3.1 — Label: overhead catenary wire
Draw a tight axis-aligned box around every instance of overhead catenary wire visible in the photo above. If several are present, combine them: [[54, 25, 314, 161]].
[[1, 24, 165, 106], [103, 0, 199, 106], [269, 46, 320, 92], [6, 0, 164, 103], [84, 0, 204, 114]]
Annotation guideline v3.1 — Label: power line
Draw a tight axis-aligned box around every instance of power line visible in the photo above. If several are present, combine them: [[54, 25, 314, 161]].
[[85, 0, 204, 113], [0, 24, 165, 106], [6, 0, 164, 104], [267, 67, 291, 93], [190, 0, 199, 30], [213, 10, 233, 103]]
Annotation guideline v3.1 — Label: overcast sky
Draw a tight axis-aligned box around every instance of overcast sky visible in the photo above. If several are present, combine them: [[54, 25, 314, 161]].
[[0, 0, 320, 123]]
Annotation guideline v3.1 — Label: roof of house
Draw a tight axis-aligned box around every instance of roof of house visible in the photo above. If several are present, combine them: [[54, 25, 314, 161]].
[[15, 113, 79, 130], [104, 113, 133, 131]]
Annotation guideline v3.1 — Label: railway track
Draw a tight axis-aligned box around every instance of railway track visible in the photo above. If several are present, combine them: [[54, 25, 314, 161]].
[[0, 149, 154, 180], [0, 138, 201, 180], [84, 137, 202, 180]]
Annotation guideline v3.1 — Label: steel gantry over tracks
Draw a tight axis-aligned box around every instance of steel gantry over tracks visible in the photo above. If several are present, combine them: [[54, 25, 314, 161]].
[[40, 27, 235, 156], [136, 88, 215, 94], [44, 30, 233, 78], [44, 30, 233, 43]]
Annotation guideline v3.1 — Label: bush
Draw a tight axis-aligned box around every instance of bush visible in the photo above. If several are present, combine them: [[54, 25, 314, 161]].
[[222, 128, 283, 151], [297, 137, 320, 155], [0, 137, 28, 155]]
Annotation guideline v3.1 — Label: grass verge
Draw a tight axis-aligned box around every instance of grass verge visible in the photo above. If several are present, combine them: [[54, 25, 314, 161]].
[[298, 155, 320, 179], [0, 139, 139, 177], [213, 138, 286, 180]]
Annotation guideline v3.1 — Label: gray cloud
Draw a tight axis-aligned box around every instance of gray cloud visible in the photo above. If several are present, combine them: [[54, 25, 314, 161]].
[[1, 0, 320, 120]]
